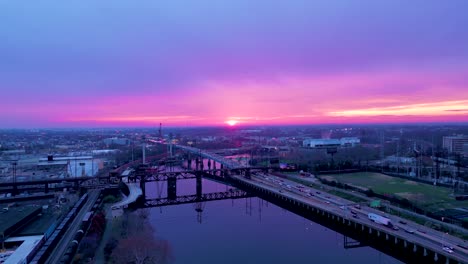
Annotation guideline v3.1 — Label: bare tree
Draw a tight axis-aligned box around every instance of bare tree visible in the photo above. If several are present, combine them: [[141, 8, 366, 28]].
[[110, 211, 172, 264]]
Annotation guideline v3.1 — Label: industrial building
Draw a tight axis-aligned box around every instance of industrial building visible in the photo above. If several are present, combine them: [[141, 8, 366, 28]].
[[302, 137, 360, 148], [103, 137, 131, 146], [443, 135, 468, 154]]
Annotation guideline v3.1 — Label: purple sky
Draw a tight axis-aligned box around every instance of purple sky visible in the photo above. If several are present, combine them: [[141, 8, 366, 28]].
[[1, 1, 467, 127]]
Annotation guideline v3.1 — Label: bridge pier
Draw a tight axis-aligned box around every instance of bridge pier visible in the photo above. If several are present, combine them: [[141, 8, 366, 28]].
[[196, 172, 202, 199], [245, 168, 251, 179], [207, 159, 211, 170], [187, 159, 192, 170], [167, 176, 177, 200], [45, 183, 49, 193]]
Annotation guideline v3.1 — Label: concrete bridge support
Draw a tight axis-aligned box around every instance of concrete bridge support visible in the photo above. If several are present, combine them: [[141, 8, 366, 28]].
[[200, 159, 204, 170], [245, 168, 251, 179], [45, 183, 49, 193], [167, 176, 177, 200], [196, 173, 202, 199]]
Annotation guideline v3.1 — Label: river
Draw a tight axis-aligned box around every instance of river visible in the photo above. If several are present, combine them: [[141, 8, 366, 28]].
[[144, 178, 402, 264]]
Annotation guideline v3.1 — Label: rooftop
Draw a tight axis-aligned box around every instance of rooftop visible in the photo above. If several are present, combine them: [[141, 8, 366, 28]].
[[3, 235, 44, 264], [0, 206, 41, 238]]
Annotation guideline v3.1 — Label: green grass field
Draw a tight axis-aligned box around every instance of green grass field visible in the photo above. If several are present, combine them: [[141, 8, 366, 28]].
[[321, 172, 468, 211]]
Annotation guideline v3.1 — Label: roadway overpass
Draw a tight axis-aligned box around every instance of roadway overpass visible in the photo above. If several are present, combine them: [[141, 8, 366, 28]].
[[147, 140, 245, 169]]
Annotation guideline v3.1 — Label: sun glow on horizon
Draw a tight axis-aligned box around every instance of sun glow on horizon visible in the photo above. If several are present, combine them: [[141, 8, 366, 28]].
[[225, 119, 239, 126]]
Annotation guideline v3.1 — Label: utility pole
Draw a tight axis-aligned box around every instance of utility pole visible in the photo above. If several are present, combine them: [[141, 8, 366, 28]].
[[380, 130, 385, 172], [396, 139, 400, 175]]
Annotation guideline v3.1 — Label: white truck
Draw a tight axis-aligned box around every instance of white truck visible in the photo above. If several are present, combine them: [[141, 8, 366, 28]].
[[368, 213, 393, 227]]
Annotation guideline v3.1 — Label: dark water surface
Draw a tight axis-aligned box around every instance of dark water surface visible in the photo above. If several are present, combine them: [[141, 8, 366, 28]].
[[145, 179, 402, 264]]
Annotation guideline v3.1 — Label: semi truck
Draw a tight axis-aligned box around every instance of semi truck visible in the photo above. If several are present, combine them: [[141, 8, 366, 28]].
[[368, 213, 393, 227]]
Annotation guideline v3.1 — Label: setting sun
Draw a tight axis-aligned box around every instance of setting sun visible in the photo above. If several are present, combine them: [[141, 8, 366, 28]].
[[225, 120, 238, 126]]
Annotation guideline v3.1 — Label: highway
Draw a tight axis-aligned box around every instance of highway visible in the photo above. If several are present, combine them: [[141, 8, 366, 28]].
[[45, 190, 100, 264], [235, 173, 468, 263], [111, 177, 143, 210]]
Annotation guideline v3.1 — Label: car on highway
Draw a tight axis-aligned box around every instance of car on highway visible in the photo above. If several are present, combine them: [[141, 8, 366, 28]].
[[443, 245, 454, 250], [442, 246, 454, 253], [398, 220, 407, 225], [392, 226, 399, 231]]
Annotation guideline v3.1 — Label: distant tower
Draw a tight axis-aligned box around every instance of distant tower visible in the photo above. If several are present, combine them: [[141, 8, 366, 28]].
[[159, 123, 163, 140], [142, 143, 146, 164]]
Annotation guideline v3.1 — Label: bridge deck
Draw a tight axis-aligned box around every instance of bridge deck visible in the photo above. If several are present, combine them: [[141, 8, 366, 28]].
[[171, 144, 245, 169]]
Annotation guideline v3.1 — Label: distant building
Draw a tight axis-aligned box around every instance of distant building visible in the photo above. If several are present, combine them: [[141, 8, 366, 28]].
[[463, 144, 468, 157], [340, 137, 361, 147], [303, 139, 340, 148], [103, 137, 130, 146], [303, 137, 360, 148], [443, 135, 468, 154]]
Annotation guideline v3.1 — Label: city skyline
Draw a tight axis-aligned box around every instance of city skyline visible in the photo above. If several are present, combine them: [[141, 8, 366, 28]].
[[1, 1, 468, 128]]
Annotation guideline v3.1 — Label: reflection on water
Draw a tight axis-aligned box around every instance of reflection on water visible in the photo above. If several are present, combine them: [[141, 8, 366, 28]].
[[143, 179, 402, 264]]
